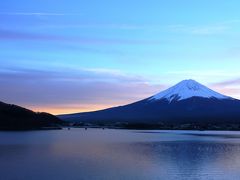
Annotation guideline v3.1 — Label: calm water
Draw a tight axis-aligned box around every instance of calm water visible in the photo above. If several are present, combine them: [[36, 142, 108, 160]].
[[1, 129, 240, 180]]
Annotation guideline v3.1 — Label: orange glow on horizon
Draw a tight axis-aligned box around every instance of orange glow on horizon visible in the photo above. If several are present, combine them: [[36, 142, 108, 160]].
[[27, 103, 122, 115]]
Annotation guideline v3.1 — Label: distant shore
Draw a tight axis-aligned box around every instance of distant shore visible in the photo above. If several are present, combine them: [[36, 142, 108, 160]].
[[68, 122, 240, 131]]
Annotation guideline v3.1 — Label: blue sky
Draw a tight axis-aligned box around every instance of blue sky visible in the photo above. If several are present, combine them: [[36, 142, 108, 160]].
[[1, 0, 240, 114]]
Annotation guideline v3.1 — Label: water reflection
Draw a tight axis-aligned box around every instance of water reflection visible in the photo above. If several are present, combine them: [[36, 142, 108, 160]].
[[0, 129, 240, 179]]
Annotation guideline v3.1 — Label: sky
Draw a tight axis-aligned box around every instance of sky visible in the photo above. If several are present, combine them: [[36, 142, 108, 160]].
[[1, 0, 240, 114]]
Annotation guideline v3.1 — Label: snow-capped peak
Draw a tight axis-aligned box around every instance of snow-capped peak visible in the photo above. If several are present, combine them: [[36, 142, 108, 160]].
[[150, 79, 230, 102]]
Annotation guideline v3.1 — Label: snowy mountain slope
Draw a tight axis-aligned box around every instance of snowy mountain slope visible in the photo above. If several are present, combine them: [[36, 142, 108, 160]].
[[149, 79, 231, 102]]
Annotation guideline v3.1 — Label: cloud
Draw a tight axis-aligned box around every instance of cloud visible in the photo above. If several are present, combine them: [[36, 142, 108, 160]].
[[3, 12, 239, 36], [210, 78, 240, 99], [169, 24, 229, 35], [1, 67, 240, 114], [0, 12, 81, 16], [211, 78, 240, 87], [38, 23, 148, 30], [0, 68, 165, 114], [0, 29, 161, 45], [0, 13, 153, 30], [2, 12, 240, 35], [0, 29, 62, 41], [166, 19, 240, 35], [167, 70, 230, 76]]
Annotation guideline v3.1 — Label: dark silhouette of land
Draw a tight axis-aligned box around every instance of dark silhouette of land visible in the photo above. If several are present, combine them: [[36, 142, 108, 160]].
[[0, 101, 63, 130]]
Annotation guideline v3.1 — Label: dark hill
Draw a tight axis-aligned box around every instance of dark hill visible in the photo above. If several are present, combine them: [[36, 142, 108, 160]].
[[0, 101, 63, 130]]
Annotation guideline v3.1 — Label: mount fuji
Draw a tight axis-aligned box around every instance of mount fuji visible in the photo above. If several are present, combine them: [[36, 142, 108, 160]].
[[149, 79, 231, 102], [59, 80, 240, 129]]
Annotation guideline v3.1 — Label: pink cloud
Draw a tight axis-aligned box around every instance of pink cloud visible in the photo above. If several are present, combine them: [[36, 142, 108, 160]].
[[210, 78, 240, 99]]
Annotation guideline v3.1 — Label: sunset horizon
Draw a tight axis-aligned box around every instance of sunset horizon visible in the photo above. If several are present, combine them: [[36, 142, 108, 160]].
[[2, 0, 240, 115], [11, 79, 240, 115]]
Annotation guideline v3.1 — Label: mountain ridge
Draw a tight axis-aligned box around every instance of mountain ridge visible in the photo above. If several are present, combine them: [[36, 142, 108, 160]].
[[59, 80, 240, 130]]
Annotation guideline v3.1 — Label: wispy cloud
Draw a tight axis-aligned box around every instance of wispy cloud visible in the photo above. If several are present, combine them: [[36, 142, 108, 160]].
[[0, 67, 165, 114], [169, 24, 229, 35], [0, 29, 61, 41], [211, 78, 240, 87], [2, 12, 239, 35], [38, 23, 148, 30], [0, 29, 160, 45], [167, 19, 240, 35], [1, 67, 240, 114], [0, 12, 81, 16], [210, 78, 240, 99], [34, 19, 240, 33], [167, 70, 239, 77]]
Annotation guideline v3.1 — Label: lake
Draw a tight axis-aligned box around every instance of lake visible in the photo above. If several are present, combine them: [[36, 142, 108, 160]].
[[1, 129, 240, 180]]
